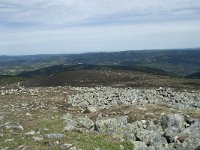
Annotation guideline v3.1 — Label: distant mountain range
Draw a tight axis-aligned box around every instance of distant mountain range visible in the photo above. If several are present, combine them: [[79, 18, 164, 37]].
[[0, 48, 200, 76]]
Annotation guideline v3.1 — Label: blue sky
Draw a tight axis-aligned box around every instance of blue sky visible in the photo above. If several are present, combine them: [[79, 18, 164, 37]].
[[0, 0, 200, 55]]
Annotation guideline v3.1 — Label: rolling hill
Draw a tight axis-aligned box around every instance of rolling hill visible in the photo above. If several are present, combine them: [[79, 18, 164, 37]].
[[187, 71, 200, 79], [0, 49, 200, 76]]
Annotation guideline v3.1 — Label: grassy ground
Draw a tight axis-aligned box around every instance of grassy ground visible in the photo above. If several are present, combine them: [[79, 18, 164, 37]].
[[0, 116, 133, 150], [19, 70, 200, 90], [0, 74, 200, 149], [0, 87, 135, 150], [0, 75, 26, 86]]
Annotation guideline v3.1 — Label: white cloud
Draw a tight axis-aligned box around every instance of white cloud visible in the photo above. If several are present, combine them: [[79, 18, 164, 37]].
[[0, 0, 200, 54], [0, 21, 200, 55], [1, 0, 200, 28]]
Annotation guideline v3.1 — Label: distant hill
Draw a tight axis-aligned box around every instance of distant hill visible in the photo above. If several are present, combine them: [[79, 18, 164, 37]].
[[19, 66, 200, 89], [187, 71, 200, 79], [18, 64, 171, 78], [1, 49, 200, 76]]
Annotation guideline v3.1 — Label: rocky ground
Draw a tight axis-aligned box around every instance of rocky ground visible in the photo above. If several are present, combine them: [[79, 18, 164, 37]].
[[0, 86, 200, 150]]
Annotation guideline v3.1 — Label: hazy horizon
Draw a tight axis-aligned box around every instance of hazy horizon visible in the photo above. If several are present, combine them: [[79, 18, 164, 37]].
[[0, 0, 200, 55], [0, 47, 200, 57]]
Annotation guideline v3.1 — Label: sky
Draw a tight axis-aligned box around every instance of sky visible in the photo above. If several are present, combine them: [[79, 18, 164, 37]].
[[0, 0, 200, 55]]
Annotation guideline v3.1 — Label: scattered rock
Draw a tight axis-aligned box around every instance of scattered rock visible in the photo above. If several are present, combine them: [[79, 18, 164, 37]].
[[95, 116, 127, 139], [25, 131, 36, 135], [63, 115, 94, 132], [161, 114, 186, 143], [0, 115, 4, 121], [68, 87, 200, 110], [136, 129, 162, 145], [61, 143, 73, 150], [5, 124, 24, 131], [119, 144, 124, 150], [75, 116, 94, 130], [85, 106, 98, 113], [1, 86, 200, 149], [61, 113, 73, 122], [160, 114, 185, 131], [149, 136, 168, 149], [44, 133, 65, 139], [147, 146, 156, 150], [63, 124, 75, 132], [131, 141, 148, 150], [69, 147, 77, 150], [0, 147, 10, 150], [5, 139, 14, 142], [32, 136, 44, 141], [25, 113, 33, 117], [43, 128, 49, 131]]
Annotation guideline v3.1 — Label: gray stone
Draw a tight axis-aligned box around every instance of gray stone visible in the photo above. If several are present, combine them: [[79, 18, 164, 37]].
[[131, 141, 148, 150], [125, 123, 139, 135], [183, 114, 194, 124], [147, 146, 156, 150], [0, 147, 10, 150], [4, 139, 14, 142], [86, 106, 98, 113], [163, 128, 179, 143], [5, 124, 24, 131], [63, 124, 75, 132], [25, 131, 36, 135], [124, 133, 136, 142], [25, 113, 33, 117], [75, 116, 94, 130], [69, 147, 76, 150], [32, 136, 44, 141], [61, 113, 73, 123], [119, 144, 124, 150], [149, 136, 168, 150], [61, 143, 73, 150], [0, 116, 4, 121], [136, 129, 162, 145], [63, 115, 94, 132], [160, 114, 185, 131], [160, 114, 186, 143], [44, 133, 65, 139], [96, 116, 127, 139]]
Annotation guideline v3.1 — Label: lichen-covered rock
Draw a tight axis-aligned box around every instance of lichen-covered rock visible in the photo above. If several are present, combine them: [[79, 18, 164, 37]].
[[124, 133, 136, 142], [136, 129, 162, 145], [75, 116, 94, 130], [95, 116, 128, 139], [61, 113, 73, 123], [160, 114, 186, 142], [63, 115, 94, 132], [131, 141, 148, 150], [147, 146, 156, 150], [85, 106, 98, 113], [160, 114, 185, 131], [176, 121, 200, 147], [63, 124, 75, 132], [68, 87, 200, 110], [149, 136, 168, 150]]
